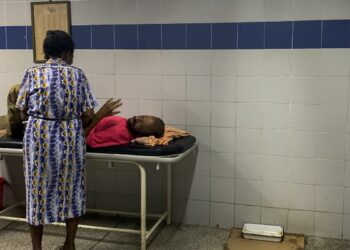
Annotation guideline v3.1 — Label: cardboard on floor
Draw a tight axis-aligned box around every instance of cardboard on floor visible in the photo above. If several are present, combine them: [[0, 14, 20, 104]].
[[226, 228, 304, 250]]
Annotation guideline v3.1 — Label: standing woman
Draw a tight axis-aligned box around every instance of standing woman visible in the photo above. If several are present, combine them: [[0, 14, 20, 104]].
[[16, 30, 97, 250]]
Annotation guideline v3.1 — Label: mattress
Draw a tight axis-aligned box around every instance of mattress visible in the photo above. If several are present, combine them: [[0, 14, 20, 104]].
[[0, 136, 196, 156]]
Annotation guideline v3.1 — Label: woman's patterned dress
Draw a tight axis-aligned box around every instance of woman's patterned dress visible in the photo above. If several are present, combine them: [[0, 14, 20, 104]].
[[16, 58, 97, 225]]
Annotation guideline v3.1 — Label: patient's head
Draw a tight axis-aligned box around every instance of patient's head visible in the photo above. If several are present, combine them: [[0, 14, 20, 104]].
[[127, 115, 165, 138]]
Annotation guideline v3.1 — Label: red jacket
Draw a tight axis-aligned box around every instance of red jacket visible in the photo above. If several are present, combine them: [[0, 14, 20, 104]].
[[86, 116, 134, 148]]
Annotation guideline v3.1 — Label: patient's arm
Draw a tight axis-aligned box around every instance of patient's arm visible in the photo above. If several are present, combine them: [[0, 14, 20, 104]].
[[84, 98, 122, 137]]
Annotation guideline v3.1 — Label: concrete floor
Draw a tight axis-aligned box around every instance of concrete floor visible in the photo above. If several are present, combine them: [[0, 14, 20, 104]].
[[0, 212, 350, 250]]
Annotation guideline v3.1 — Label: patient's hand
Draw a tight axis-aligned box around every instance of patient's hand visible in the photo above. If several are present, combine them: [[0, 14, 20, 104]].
[[96, 98, 122, 119], [0, 129, 8, 138]]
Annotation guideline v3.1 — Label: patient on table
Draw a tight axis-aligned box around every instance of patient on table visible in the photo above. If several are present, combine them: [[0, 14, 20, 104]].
[[0, 84, 189, 147]]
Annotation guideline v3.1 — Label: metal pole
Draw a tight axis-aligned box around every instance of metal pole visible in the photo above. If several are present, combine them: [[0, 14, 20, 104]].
[[167, 163, 172, 224], [137, 164, 147, 250]]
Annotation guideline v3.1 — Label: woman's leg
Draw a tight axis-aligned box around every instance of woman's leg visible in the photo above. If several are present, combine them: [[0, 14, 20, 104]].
[[64, 217, 79, 250], [29, 224, 43, 250]]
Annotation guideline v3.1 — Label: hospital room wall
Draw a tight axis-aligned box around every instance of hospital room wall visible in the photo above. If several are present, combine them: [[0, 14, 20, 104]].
[[0, 0, 350, 239]]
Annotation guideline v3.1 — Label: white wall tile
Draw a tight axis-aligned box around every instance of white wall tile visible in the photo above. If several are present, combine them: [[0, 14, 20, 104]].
[[0, 96, 6, 115], [316, 159, 345, 187], [163, 101, 186, 125], [316, 186, 343, 213], [260, 181, 289, 208], [162, 76, 186, 100], [187, 0, 213, 23], [115, 50, 139, 75], [6, 50, 32, 74], [289, 131, 317, 157], [210, 202, 235, 228], [294, 0, 323, 20], [237, 51, 265, 76], [288, 157, 316, 185], [287, 210, 315, 235], [236, 128, 262, 154], [211, 76, 236, 102], [138, 51, 162, 75], [314, 212, 343, 239], [187, 126, 211, 152], [186, 200, 210, 225], [116, 75, 139, 99], [139, 75, 162, 99], [162, 51, 187, 75], [235, 179, 261, 206], [288, 183, 315, 210], [265, 0, 294, 21], [187, 76, 211, 101], [211, 102, 235, 128], [211, 0, 237, 22], [261, 155, 289, 182], [162, 0, 187, 23], [0, 51, 8, 73], [211, 177, 235, 203], [189, 175, 210, 201], [211, 51, 237, 76], [263, 77, 290, 103], [320, 50, 350, 77], [344, 188, 350, 214], [292, 50, 321, 77], [74, 50, 92, 73], [317, 105, 347, 133], [136, 0, 163, 24], [118, 99, 139, 118], [211, 127, 235, 153], [5, 1, 28, 25], [291, 104, 318, 131], [139, 100, 162, 117], [235, 204, 260, 228], [186, 101, 211, 126], [262, 130, 289, 156], [236, 154, 261, 180], [211, 152, 235, 178], [95, 192, 118, 210], [117, 171, 140, 195], [90, 51, 115, 74], [343, 214, 350, 240], [235, 0, 265, 22], [236, 103, 263, 129], [346, 162, 350, 187], [186, 51, 211, 75], [261, 207, 288, 229], [0, 2, 5, 26], [317, 133, 347, 160], [195, 151, 210, 176], [237, 77, 264, 102], [322, 0, 350, 19], [319, 78, 348, 105], [91, 74, 116, 98], [95, 169, 117, 193], [263, 104, 289, 130], [263, 50, 292, 76], [113, 0, 138, 24]]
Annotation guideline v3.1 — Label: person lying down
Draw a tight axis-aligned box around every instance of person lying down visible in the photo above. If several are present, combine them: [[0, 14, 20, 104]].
[[0, 84, 189, 147], [86, 115, 190, 148]]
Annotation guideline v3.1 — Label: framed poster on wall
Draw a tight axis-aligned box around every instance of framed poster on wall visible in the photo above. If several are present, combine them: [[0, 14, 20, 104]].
[[31, 1, 71, 63]]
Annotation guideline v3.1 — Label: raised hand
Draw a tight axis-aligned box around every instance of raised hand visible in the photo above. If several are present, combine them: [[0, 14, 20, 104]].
[[96, 98, 122, 119]]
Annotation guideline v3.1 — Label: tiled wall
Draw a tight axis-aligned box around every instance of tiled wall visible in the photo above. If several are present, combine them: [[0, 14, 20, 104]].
[[1, 0, 350, 240]]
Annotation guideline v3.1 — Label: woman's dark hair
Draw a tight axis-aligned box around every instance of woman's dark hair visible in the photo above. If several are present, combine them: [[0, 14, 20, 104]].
[[43, 30, 75, 60]]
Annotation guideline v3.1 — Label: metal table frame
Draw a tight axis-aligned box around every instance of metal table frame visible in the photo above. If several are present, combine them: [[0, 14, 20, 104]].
[[0, 143, 198, 250]]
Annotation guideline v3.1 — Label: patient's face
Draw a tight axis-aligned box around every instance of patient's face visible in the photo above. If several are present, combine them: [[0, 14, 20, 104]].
[[127, 115, 163, 137]]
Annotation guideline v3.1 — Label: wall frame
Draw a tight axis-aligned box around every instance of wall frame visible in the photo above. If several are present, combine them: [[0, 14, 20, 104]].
[[31, 1, 71, 63]]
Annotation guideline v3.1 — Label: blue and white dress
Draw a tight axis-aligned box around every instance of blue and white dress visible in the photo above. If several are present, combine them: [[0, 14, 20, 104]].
[[16, 58, 97, 225]]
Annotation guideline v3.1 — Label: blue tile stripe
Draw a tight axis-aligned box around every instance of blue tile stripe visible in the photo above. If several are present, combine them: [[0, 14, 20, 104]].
[[1, 20, 350, 50]]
